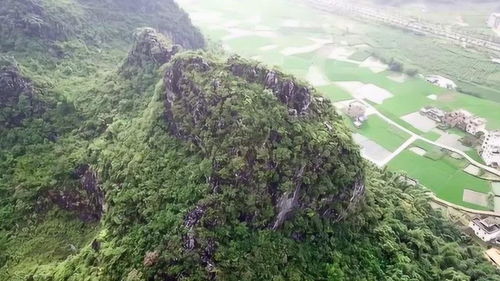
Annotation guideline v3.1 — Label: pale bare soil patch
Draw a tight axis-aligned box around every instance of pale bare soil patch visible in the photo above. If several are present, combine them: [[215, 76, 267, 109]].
[[401, 112, 438, 132], [353, 133, 392, 165], [326, 46, 356, 61], [410, 146, 426, 156], [359, 56, 388, 73], [437, 92, 458, 102], [306, 65, 330, 87], [336, 81, 393, 104], [464, 164, 482, 176], [281, 38, 331, 56], [436, 133, 470, 152], [463, 189, 489, 208], [388, 73, 407, 83]]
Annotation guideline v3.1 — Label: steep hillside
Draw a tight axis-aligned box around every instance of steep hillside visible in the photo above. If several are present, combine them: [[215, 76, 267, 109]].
[[1, 1, 500, 281], [0, 0, 204, 49]]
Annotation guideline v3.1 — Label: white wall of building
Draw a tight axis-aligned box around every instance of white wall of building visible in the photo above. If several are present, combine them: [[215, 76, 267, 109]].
[[482, 131, 500, 166], [488, 14, 500, 30], [469, 221, 500, 241]]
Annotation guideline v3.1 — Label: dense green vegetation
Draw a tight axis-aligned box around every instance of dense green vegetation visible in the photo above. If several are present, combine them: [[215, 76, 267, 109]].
[[1, 0, 500, 280]]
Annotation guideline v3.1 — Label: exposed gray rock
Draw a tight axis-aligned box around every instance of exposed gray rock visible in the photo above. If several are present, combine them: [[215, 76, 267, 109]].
[[272, 164, 305, 230], [228, 56, 313, 115], [0, 66, 41, 128], [164, 56, 212, 141], [47, 165, 105, 222], [121, 28, 181, 77]]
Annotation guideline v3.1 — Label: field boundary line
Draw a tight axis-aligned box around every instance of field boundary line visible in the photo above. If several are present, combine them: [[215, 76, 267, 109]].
[[353, 98, 500, 177]]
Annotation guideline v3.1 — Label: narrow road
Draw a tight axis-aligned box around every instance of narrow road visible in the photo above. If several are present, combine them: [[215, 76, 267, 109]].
[[354, 98, 500, 177], [379, 135, 417, 167], [431, 194, 500, 217]]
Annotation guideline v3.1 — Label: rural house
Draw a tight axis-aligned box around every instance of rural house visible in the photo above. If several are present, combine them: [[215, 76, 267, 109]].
[[482, 131, 500, 167], [444, 109, 473, 130], [466, 117, 487, 136], [346, 101, 367, 128], [426, 75, 457, 89], [420, 106, 445, 122], [488, 13, 500, 30], [469, 218, 500, 242]]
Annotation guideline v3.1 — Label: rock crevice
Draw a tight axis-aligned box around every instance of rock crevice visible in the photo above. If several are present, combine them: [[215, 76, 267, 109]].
[[0, 66, 42, 128], [120, 28, 182, 77], [228, 56, 313, 115], [47, 165, 105, 222]]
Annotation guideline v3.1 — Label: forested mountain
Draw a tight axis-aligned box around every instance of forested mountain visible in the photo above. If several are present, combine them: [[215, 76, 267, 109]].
[[0, 0, 499, 280]]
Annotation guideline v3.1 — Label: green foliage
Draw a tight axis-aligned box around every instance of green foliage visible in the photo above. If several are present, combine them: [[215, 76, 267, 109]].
[[0, 1, 499, 280], [0, 0, 204, 51]]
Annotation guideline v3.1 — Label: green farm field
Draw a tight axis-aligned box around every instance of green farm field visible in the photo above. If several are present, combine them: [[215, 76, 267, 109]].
[[357, 115, 411, 152], [388, 149, 492, 211], [316, 84, 353, 102]]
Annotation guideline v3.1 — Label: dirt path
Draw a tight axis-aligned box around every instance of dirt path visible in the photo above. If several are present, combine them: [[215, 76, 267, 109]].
[[379, 135, 418, 166], [431, 194, 500, 217]]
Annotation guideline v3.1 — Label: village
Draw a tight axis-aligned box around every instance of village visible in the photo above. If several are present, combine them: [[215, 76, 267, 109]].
[[341, 80, 500, 267], [344, 95, 500, 169]]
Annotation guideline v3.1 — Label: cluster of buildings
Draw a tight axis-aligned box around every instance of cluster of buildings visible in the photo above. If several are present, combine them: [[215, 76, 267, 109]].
[[420, 107, 487, 136], [420, 107, 499, 167], [483, 131, 500, 167], [443, 109, 487, 136], [488, 13, 500, 30]]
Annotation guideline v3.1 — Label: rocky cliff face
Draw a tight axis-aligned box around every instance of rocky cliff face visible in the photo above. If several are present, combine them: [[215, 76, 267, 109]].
[[228, 56, 313, 116], [99, 0, 205, 49], [46, 165, 105, 222], [0, 0, 68, 42], [0, 65, 42, 128], [163, 54, 366, 231], [120, 28, 181, 77], [159, 54, 366, 276]]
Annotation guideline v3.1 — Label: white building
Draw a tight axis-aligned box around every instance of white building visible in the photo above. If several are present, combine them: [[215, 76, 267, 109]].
[[346, 101, 367, 128], [469, 218, 500, 242], [426, 75, 457, 89], [444, 109, 473, 130], [466, 117, 487, 136], [488, 13, 500, 30], [482, 131, 500, 167]]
